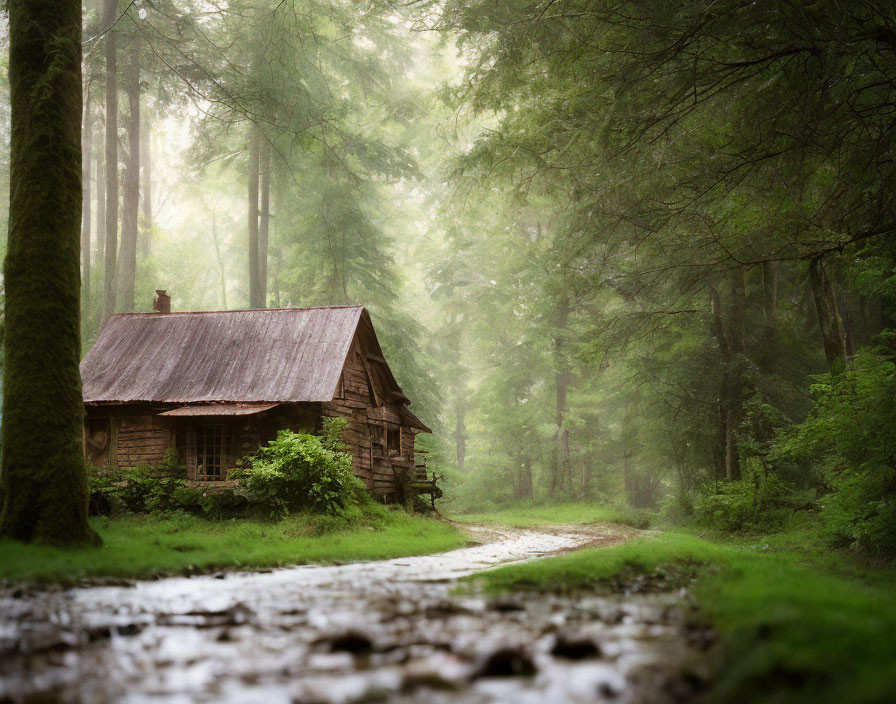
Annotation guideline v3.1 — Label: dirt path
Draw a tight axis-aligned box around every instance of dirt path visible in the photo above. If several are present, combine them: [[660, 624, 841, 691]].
[[0, 523, 703, 703]]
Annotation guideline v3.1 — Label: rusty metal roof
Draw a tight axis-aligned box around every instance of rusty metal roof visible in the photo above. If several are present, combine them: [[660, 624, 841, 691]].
[[81, 306, 366, 404]]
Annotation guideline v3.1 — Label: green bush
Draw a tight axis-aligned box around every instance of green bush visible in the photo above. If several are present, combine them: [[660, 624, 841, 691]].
[[694, 457, 813, 533], [771, 342, 896, 556], [233, 423, 363, 518], [118, 468, 191, 514]]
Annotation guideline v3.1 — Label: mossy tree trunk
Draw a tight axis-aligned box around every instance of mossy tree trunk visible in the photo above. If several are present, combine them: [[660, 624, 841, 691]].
[[1, 0, 95, 544], [81, 89, 93, 314], [100, 0, 118, 324]]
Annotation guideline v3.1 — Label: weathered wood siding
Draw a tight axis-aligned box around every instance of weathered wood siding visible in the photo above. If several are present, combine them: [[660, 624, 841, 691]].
[[321, 333, 418, 500], [117, 414, 174, 468]]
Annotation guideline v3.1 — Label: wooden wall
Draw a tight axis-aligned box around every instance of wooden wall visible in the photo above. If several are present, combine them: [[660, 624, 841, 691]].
[[321, 333, 418, 500], [117, 414, 174, 469]]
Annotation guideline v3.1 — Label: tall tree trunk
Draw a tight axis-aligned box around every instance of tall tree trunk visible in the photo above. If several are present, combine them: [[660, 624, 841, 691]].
[[809, 257, 847, 374], [549, 288, 571, 496], [117, 43, 139, 313], [622, 407, 634, 505], [141, 106, 151, 256], [100, 0, 118, 324], [211, 202, 228, 309], [454, 401, 466, 473], [709, 285, 731, 480], [710, 272, 749, 481], [729, 267, 747, 354], [1, 0, 95, 544], [523, 457, 533, 499], [258, 136, 271, 307], [81, 90, 93, 314], [247, 124, 261, 308], [514, 455, 533, 500], [95, 124, 105, 272]]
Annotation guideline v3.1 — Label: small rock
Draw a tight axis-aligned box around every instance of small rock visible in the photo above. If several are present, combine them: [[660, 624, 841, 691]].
[[327, 631, 373, 654], [490, 600, 525, 613], [598, 681, 621, 699], [551, 634, 601, 660], [471, 647, 536, 679], [214, 572, 226, 580]]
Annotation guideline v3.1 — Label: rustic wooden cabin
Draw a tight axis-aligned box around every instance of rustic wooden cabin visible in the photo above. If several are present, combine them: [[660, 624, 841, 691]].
[[80, 300, 430, 502]]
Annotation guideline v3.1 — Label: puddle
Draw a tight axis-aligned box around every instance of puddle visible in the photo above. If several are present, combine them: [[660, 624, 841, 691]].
[[0, 524, 708, 703]]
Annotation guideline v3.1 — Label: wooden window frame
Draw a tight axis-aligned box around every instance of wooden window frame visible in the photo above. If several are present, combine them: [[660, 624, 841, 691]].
[[195, 423, 226, 480], [370, 422, 385, 461], [386, 426, 401, 457]]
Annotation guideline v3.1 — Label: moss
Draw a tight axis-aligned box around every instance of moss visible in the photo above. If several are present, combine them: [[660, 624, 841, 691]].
[[1, 0, 95, 545]]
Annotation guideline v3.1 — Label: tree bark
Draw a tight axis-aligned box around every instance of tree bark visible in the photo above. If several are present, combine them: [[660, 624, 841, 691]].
[[117, 43, 139, 313], [258, 136, 271, 307], [1, 0, 95, 544], [95, 123, 105, 272], [247, 124, 261, 308], [81, 89, 93, 313], [99, 0, 118, 324], [710, 284, 742, 481], [141, 105, 152, 256], [809, 257, 847, 374], [548, 287, 571, 496]]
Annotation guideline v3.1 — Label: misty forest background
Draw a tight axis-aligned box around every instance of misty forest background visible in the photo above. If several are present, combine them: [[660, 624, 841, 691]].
[[2, 1, 894, 554]]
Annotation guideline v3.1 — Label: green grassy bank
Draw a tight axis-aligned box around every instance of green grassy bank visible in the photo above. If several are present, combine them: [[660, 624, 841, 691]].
[[471, 522, 896, 704], [0, 505, 468, 583], [449, 500, 656, 528]]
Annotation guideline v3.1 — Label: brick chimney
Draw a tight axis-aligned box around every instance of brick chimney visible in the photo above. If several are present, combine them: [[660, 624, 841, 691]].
[[153, 289, 171, 314]]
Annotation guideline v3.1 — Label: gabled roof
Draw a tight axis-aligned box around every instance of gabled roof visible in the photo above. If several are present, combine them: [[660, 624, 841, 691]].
[[81, 306, 384, 405]]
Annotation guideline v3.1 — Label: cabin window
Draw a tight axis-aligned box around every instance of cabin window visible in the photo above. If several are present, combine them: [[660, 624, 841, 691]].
[[196, 424, 225, 479], [387, 427, 401, 455], [370, 423, 385, 460]]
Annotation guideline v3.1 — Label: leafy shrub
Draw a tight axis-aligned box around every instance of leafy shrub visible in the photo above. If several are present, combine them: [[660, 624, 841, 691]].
[[118, 468, 192, 514], [694, 457, 813, 533], [771, 342, 896, 556], [233, 424, 363, 518], [87, 467, 122, 516], [197, 488, 249, 519]]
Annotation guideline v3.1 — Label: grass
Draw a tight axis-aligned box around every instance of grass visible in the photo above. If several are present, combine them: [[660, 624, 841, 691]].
[[471, 525, 896, 704], [448, 500, 656, 528], [0, 505, 469, 582]]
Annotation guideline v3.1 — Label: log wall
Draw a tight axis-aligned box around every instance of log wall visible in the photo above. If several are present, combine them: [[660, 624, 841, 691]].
[[117, 414, 174, 468], [321, 335, 418, 500]]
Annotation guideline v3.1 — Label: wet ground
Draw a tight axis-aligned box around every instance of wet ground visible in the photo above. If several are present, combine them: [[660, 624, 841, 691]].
[[0, 523, 710, 703]]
